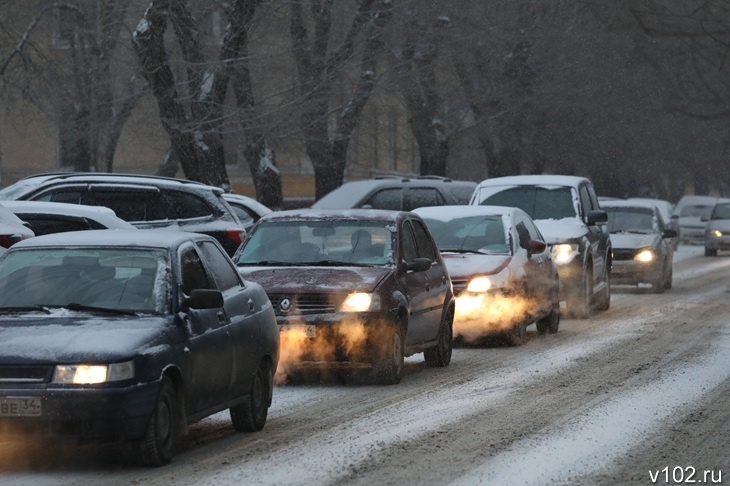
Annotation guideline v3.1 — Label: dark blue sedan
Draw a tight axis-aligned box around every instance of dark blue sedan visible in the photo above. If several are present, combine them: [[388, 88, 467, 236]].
[[0, 230, 279, 466]]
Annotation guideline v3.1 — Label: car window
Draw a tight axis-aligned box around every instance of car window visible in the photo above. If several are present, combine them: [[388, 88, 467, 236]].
[[422, 215, 510, 255], [180, 248, 214, 295], [587, 183, 601, 211], [228, 204, 255, 226], [711, 203, 730, 220], [35, 189, 83, 204], [364, 188, 402, 210], [19, 215, 92, 236], [165, 190, 215, 219], [605, 207, 657, 234], [410, 220, 437, 261], [406, 188, 445, 211], [579, 185, 591, 218], [82, 189, 168, 222], [680, 204, 713, 218], [479, 186, 577, 220], [401, 222, 418, 263], [197, 241, 241, 291]]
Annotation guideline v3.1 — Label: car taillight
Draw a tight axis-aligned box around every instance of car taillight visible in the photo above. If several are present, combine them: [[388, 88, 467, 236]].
[[226, 229, 246, 244], [0, 234, 23, 249]]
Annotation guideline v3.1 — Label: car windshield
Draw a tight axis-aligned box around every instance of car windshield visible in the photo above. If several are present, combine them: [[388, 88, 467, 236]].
[[422, 216, 510, 254], [711, 203, 730, 220], [478, 185, 577, 220], [605, 207, 656, 234], [236, 219, 394, 266], [680, 204, 713, 218], [0, 248, 169, 314]]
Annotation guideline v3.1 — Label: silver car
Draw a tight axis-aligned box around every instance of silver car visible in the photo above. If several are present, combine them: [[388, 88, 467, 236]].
[[704, 202, 730, 256]]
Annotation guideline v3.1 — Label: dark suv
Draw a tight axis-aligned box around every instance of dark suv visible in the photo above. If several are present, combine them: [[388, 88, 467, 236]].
[[234, 209, 455, 385], [311, 175, 477, 211], [470, 175, 611, 318], [0, 173, 246, 256]]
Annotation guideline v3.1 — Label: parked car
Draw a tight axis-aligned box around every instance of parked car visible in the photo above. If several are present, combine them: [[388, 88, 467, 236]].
[[0, 203, 34, 256], [0, 230, 279, 466], [627, 198, 679, 250], [1, 200, 136, 236], [311, 175, 477, 211], [703, 201, 730, 256], [470, 175, 611, 318], [601, 200, 676, 293], [234, 209, 455, 385], [673, 195, 730, 245], [0, 172, 247, 256], [221, 193, 272, 231], [414, 205, 560, 345]]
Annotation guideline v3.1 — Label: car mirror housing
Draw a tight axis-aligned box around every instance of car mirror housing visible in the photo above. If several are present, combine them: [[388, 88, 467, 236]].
[[663, 229, 678, 239], [186, 289, 224, 309], [586, 210, 608, 226], [405, 257, 432, 273], [525, 239, 547, 256]]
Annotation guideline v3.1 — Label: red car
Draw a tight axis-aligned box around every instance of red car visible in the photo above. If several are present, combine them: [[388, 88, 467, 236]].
[[414, 205, 560, 345]]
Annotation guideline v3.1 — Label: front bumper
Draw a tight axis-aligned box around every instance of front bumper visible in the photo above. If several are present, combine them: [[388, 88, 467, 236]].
[[680, 227, 705, 244], [610, 259, 662, 286], [0, 380, 159, 441], [705, 232, 730, 251]]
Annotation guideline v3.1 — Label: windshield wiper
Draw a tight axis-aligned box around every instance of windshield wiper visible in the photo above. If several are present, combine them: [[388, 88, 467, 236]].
[[312, 260, 374, 267], [0, 305, 52, 315], [238, 261, 311, 267], [441, 248, 489, 255], [63, 303, 138, 316]]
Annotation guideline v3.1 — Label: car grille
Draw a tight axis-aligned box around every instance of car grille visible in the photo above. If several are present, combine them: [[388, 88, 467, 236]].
[[0, 366, 53, 384], [268, 293, 346, 316], [613, 249, 639, 261]]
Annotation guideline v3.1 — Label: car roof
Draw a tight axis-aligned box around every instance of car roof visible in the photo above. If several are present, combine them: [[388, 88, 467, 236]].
[[474, 174, 591, 189], [311, 176, 477, 209], [600, 200, 659, 211], [10, 229, 212, 250], [413, 204, 527, 221], [259, 208, 410, 223]]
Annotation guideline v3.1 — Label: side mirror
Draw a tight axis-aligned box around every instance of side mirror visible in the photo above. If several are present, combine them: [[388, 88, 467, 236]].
[[662, 229, 678, 239], [525, 239, 547, 256], [405, 257, 432, 273], [186, 289, 224, 310], [586, 210, 608, 226]]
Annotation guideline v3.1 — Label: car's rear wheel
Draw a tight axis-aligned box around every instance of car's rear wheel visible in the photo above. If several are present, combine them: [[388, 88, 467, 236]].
[[372, 321, 404, 385], [230, 360, 272, 432], [536, 287, 560, 335], [568, 266, 592, 319], [705, 247, 717, 257], [424, 306, 453, 367], [141, 376, 178, 467]]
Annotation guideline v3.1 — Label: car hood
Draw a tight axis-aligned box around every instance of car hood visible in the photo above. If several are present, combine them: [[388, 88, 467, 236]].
[[239, 266, 391, 293], [440, 253, 511, 280], [0, 312, 175, 363], [533, 218, 587, 244], [609, 233, 660, 250]]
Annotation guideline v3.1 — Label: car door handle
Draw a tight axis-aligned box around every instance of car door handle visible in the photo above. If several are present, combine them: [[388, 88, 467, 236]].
[[248, 299, 255, 312], [217, 311, 227, 324]]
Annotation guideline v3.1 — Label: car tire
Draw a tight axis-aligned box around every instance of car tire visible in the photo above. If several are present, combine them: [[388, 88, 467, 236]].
[[568, 266, 592, 319], [536, 288, 560, 335], [594, 263, 611, 311], [508, 319, 528, 346], [373, 321, 404, 385], [424, 306, 453, 367], [141, 376, 179, 467], [705, 247, 717, 257], [664, 264, 673, 290], [230, 360, 272, 432]]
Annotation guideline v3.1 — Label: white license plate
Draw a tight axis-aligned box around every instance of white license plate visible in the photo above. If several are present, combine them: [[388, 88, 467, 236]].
[[0, 397, 42, 417], [279, 324, 317, 338]]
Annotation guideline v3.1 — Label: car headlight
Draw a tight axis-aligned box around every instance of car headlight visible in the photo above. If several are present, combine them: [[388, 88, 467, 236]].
[[466, 276, 492, 292], [634, 249, 654, 262], [551, 244, 579, 265], [712, 229, 723, 238], [53, 361, 135, 384], [339, 293, 381, 312]]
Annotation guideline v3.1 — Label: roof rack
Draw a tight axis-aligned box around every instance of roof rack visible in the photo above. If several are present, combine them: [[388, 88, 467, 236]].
[[18, 171, 214, 187]]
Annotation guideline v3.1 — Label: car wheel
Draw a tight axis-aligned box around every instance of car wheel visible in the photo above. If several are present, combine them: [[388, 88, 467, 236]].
[[536, 288, 560, 335], [651, 263, 666, 294], [230, 360, 272, 432], [507, 319, 528, 346], [372, 321, 404, 385], [594, 263, 611, 311], [705, 247, 717, 257], [664, 264, 673, 290], [141, 376, 179, 467], [424, 306, 453, 367], [568, 266, 592, 319]]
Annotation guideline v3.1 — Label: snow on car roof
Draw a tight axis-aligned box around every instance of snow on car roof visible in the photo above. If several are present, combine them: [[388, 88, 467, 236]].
[[600, 200, 658, 211], [413, 204, 526, 221], [261, 208, 408, 222], [473, 174, 591, 189], [10, 228, 210, 249]]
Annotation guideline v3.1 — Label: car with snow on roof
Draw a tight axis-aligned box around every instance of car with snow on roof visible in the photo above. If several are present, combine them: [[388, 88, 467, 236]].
[[233, 209, 455, 385], [414, 205, 559, 345], [470, 175, 611, 318], [0, 229, 279, 466]]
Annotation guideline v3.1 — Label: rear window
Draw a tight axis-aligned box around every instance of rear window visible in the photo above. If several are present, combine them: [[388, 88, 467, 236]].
[[82, 190, 168, 222], [479, 186, 577, 220]]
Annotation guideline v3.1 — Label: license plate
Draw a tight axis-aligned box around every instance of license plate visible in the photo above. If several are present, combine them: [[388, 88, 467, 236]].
[[279, 324, 317, 338], [0, 397, 42, 417]]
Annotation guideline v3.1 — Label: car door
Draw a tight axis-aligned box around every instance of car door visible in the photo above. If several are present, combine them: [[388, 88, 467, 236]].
[[580, 183, 608, 286], [196, 240, 262, 401], [178, 245, 233, 414], [515, 214, 553, 315]]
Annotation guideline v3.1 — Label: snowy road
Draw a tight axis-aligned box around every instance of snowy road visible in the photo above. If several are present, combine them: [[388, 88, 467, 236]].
[[3, 245, 729, 485]]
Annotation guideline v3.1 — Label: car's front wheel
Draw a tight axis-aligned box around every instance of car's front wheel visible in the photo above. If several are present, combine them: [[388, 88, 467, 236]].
[[424, 306, 453, 367], [230, 360, 272, 432], [568, 266, 592, 319], [140, 376, 179, 467], [705, 246, 717, 257], [372, 321, 404, 385], [536, 287, 560, 335]]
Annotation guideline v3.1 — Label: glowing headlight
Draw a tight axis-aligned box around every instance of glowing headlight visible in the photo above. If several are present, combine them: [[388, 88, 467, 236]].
[[53, 361, 134, 384], [712, 229, 723, 238], [635, 250, 654, 262], [466, 276, 492, 293], [551, 244, 579, 265], [339, 293, 381, 312]]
